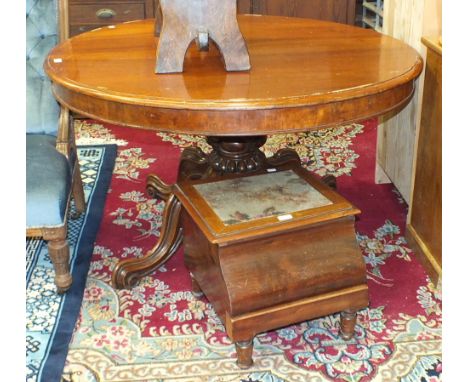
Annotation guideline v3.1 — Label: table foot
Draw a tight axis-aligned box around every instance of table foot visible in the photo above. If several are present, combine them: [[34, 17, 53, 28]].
[[112, 193, 183, 289]]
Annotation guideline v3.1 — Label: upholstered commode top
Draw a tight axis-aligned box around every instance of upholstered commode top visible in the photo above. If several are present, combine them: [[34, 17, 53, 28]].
[[194, 170, 332, 225]]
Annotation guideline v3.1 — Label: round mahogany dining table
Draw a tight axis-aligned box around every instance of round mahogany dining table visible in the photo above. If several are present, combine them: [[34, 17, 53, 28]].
[[45, 15, 423, 289]]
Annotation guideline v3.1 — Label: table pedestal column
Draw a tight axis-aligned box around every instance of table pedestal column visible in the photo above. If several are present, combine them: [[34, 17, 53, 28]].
[[112, 135, 327, 289]]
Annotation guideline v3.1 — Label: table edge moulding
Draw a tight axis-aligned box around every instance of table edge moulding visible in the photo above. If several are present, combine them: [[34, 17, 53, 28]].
[[44, 15, 423, 294], [45, 16, 423, 136]]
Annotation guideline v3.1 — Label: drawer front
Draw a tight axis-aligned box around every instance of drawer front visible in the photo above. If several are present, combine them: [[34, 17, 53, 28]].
[[69, 3, 145, 25]]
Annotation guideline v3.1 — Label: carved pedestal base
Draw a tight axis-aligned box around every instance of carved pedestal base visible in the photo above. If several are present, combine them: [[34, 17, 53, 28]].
[[112, 135, 331, 289], [178, 135, 301, 181]]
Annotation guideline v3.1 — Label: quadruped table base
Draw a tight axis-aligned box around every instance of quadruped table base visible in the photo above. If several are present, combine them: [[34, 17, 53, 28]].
[[112, 135, 338, 289]]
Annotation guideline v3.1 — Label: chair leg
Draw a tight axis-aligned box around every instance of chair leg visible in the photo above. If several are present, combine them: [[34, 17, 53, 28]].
[[48, 238, 73, 293], [71, 162, 86, 218]]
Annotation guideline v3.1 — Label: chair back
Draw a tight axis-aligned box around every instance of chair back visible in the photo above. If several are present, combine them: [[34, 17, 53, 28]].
[[26, 0, 60, 135]]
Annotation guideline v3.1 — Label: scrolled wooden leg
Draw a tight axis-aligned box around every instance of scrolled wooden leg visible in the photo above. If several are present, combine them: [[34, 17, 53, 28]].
[[340, 309, 357, 340], [190, 272, 204, 298], [146, 174, 173, 201], [178, 147, 211, 182], [112, 194, 183, 289], [266, 148, 302, 170], [48, 239, 72, 294], [235, 339, 254, 369]]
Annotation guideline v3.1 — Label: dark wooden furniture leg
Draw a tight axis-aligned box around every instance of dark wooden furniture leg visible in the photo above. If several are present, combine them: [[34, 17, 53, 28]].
[[112, 135, 304, 289], [190, 272, 205, 298], [71, 161, 87, 218], [48, 238, 72, 294], [340, 309, 358, 340], [112, 193, 183, 289], [44, 226, 73, 294], [235, 339, 254, 369]]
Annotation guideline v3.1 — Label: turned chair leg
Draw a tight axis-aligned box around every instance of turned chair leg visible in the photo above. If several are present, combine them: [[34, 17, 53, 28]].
[[190, 272, 204, 298], [48, 238, 72, 294], [235, 339, 254, 369], [71, 163, 86, 218], [340, 309, 357, 340]]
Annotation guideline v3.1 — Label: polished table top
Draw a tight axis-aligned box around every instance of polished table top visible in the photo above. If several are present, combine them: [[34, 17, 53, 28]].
[[45, 16, 423, 136]]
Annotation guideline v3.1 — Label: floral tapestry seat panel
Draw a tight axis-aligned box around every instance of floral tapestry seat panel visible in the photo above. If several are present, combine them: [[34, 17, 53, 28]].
[[194, 170, 332, 225]]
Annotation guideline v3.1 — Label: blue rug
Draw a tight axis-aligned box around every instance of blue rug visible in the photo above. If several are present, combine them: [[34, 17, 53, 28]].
[[26, 145, 117, 382]]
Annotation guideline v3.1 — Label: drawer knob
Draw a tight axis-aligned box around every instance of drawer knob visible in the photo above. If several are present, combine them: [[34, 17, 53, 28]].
[[96, 8, 116, 19]]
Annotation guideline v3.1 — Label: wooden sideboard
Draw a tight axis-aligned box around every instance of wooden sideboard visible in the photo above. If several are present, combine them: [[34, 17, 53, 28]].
[[68, 0, 155, 36], [406, 36, 442, 285], [68, 0, 357, 37]]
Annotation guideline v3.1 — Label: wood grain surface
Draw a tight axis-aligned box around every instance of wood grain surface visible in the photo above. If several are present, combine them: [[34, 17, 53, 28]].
[[179, 165, 368, 366], [406, 37, 442, 284], [155, 0, 250, 73], [45, 16, 423, 135]]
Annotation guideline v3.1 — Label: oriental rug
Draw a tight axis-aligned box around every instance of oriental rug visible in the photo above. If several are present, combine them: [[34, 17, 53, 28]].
[[26, 145, 117, 382], [61, 120, 442, 382]]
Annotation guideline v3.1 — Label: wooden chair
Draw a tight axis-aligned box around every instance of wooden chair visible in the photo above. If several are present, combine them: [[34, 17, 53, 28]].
[[26, 0, 85, 293]]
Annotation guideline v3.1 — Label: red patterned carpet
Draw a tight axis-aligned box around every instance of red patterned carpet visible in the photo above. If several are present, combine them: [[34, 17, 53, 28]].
[[64, 119, 441, 381]]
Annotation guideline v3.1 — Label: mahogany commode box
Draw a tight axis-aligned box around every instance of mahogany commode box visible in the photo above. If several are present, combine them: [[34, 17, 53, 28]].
[[174, 165, 369, 368]]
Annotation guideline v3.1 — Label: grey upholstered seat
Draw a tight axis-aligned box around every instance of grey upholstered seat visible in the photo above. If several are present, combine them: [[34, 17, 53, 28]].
[[26, 135, 71, 228]]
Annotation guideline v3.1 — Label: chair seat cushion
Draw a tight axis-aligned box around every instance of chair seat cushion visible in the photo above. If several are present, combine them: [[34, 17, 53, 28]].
[[26, 134, 72, 228]]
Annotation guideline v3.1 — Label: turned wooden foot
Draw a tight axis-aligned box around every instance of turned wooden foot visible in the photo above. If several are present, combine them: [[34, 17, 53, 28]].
[[48, 238, 72, 294], [235, 339, 254, 369], [340, 309, 357, 340], [206, 136, 267, 174]]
